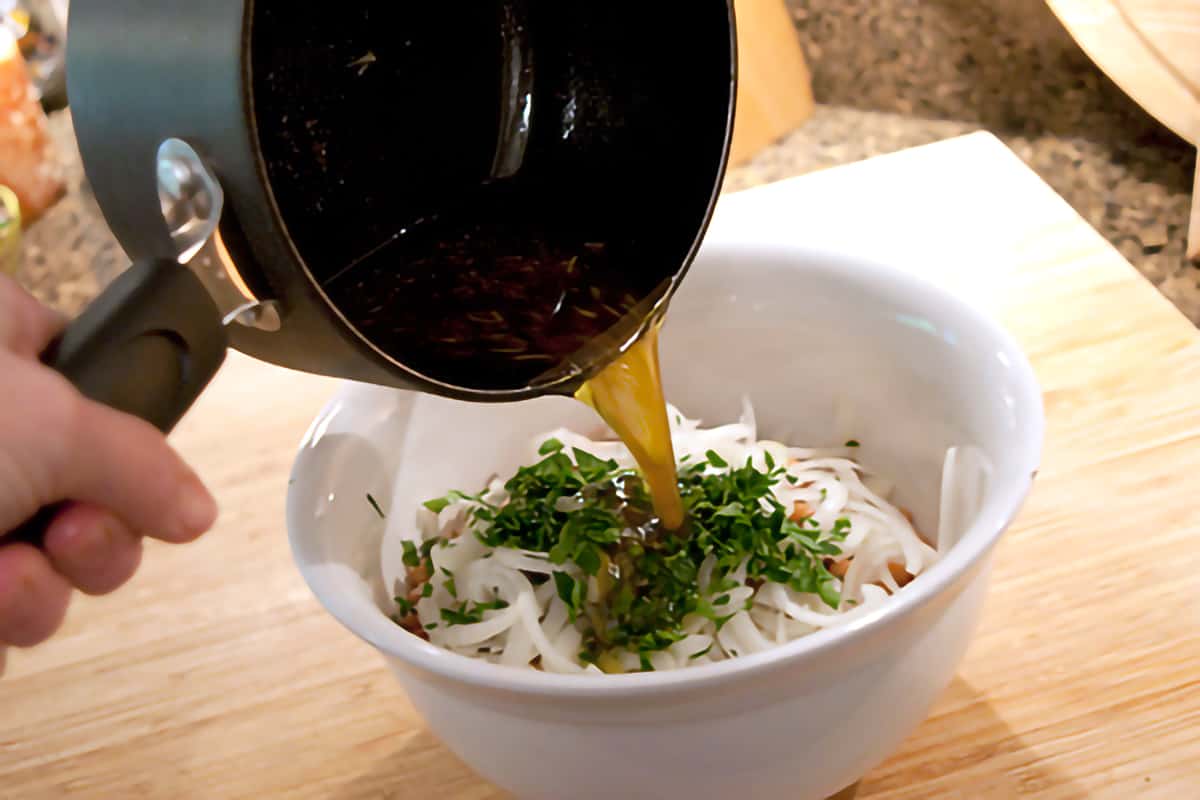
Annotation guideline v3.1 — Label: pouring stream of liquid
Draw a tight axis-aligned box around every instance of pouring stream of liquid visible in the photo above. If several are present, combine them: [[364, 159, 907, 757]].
[[575, 324, 684, 530]]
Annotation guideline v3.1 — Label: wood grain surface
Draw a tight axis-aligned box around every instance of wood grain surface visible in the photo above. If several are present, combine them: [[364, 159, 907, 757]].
[[2, 133, 1198, 798], [1045, 0, 1200, 145], [1116, 0, 1200, 99], [728, 0, 815, 166]]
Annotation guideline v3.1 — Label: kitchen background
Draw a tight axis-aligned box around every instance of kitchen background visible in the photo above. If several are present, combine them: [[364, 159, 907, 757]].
[[4, 0, 1198, 323]]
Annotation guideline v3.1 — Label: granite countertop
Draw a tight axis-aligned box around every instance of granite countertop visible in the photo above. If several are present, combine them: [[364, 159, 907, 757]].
[[770, 0, 1196, 320], [13, 0, 1198, 324], [726, 104, 1195, 320]]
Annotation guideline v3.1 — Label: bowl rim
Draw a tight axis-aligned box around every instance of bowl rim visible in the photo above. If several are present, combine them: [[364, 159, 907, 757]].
[[287, 239, 1045, 699]]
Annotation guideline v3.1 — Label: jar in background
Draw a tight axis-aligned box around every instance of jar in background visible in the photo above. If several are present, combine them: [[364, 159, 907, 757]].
[[0, 184, 20, 276], [1, 0, 67, 109], [0, 24, 63, 224]]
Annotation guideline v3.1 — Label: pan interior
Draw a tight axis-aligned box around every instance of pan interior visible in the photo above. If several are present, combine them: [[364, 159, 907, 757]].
[[250, 1, 733, 392]]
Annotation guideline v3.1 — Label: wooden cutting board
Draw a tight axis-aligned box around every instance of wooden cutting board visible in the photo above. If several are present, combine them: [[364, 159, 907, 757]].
[[1046, 0, 1200, 146], [1044, 0, 1200, 259], [2, 133, 1198, 798], [728, 0, 815, 166]]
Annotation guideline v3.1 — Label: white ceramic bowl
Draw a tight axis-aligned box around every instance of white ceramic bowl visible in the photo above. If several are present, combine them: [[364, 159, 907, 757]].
[[287, 239, 1043, 800]]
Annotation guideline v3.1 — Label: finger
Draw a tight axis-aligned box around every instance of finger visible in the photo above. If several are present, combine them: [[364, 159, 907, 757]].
[[0, 543, 72, 647], [42, 503, 143, 596], [64, 400, 219, 543], [0, 275, 66, 357], [0, 646, 7, 678], [6, 383, 220, 543]]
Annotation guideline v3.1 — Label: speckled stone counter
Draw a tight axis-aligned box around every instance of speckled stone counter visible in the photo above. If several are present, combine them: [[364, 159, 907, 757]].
[[725, 104, 1196, 320], [15, 111, 124, 315], [13, 0, 1198, 325], [777, 0, 1197, 321]]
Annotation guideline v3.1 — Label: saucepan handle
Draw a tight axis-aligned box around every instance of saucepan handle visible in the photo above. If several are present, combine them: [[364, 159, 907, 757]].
[[6, 258, 228, 545]]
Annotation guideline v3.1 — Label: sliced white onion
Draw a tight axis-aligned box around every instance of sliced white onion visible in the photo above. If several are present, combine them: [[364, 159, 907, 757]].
[[392, 402, 954, 674]]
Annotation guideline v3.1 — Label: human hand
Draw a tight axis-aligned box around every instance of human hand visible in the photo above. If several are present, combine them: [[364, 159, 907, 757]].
[[0, 276, 218, 675]]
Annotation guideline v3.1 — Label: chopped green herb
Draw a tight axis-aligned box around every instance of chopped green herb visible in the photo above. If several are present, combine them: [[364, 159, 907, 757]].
[[394, 596, 414, 616], [401, 540, 421, 568], [439, 607, 474, 625], [713, 502, 745, 518], [440, 599, 510, 626], [611, 582, 635, 616], [689, 644, 714, 659], [422, 489, 494, 515], [419, 537, 441, 561], [424, 496, 451, 514], [573, 448, 617, 482], [845, 439, 860, 448], [421, 582, 433, 598], [406, 441, 844, 661], [553, 572, 586, 622], [538, 437, 564, 455], [366, 493, 386, 519]]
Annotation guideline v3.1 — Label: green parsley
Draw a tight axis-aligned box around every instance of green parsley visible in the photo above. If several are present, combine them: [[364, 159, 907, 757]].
[[412, 443, 847, 670], [845, 439, 860, 448], [401, 540, 421, 568], [422, 489, 495, 515], [367, 493, 386, 518], [440, 599, 510, 626], [553, 572, 587, 622], [423, 496, 451, 514]]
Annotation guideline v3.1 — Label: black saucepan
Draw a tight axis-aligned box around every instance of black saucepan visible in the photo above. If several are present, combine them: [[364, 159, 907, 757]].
[[13, 1, 735, 538]]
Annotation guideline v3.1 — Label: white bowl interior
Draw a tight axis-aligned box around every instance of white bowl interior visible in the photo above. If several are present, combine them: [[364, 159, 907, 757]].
[[288, 240, 1042, 686]]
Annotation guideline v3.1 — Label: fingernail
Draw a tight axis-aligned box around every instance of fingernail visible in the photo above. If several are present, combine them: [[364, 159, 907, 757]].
[[178, 479, 218, 539]]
